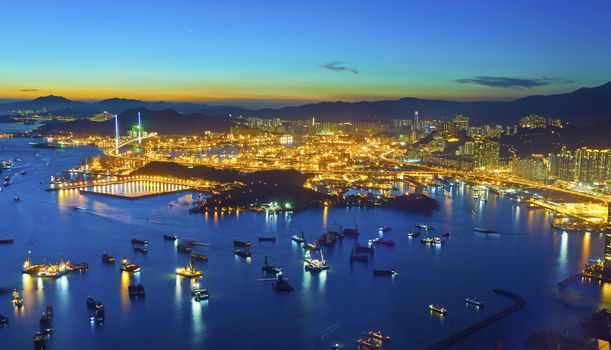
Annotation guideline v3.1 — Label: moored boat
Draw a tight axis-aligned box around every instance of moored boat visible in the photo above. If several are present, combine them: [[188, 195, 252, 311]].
[[368, 330, 390, 342], [234, 246, 252, 258], [12, 289, 24, 307], [378, 226, 392, 232], [349, 249, 368, 263], [416, 224, 433, 230], [120, 257, 140, 273], [133, 245, 148, 254], [355, 244, 374, 254], [191, 253, 208, 261], [368, 237, 396, 247], [0, 313, 8, 325], [33, 331, 46, 350], [0, 239, 14, 244], [233, 240, 251, 248], [429, 304, 447, 315], [131, 238, 148, 245], [272, 274, 294, 292], [177, 243, 192, 253], [356, 339, 379, 350], [373, 269, 397, 277], [465, 297, 484, 307], [128, 283, 146, 298], [258, 235, 276, 242], [291, 232, 306, 244], [101, 253, 115, 264], [163, 234, 177, 241], [407, 231, 421, 238], [192, 285, 210, 301], [262, 256, 282, 274]]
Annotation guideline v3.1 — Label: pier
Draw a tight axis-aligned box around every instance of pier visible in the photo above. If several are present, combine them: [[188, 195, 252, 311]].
[[558, 273, 584, 287], [426, 289, 526, 350]]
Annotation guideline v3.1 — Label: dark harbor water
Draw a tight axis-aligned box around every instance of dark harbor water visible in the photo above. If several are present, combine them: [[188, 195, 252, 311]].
[[1, 135, 609, 350]]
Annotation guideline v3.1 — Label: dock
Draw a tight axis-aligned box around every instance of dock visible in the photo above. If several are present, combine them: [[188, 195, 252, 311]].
[[426, 289, 525, 350], [558, 273, 583, 287]]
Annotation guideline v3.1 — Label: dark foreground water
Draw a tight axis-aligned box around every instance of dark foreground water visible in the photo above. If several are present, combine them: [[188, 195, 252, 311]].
[[0, 136, 609, 350]]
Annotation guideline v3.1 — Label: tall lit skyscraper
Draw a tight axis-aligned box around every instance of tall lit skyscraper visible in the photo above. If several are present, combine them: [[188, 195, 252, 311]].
[[605, 203, 611, 274], [114, 114, 119, 155]]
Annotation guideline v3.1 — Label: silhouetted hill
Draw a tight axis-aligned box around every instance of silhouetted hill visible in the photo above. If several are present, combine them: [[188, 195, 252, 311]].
[[3, 81, 611, 125], [35, 108, 232, 136]]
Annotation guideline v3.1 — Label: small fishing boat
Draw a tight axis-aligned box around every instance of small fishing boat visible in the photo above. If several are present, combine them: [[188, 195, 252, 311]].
[[234, 247, 252, 258], [304, 250, 329, 272], [341, 225, 359, 237], [233, 240, 251, 248], [272, 274, 294, 292], [407, 231, 421, 238], [373, 269, 397, 277], [416, 224, 434, 230], [12, 289, 24, 307], [94, 302, 105, 324], [474, 227, 496, 233], [0, 239, 14, 244], [192, 286, 210, 301], [74, 262, 89, 271], [13, 195, 20, 202], [176, 261, 203, 278], [39, 312, 53, 333], [420, 237, 433, 244], [101, 253, 115, 264], [258, 235, 276, 242], [131, 238, 148, 245], [128, 283, 146, 298], [465, 297, 484, 307], [304, 242, 320, 251], [378, 226, 392, 232], [34, 331, 46, 350], [163, 234, 177, 241], [262, 256, 282, 274], [119, 257, 141, 273], [291, 233, 306, 244], [368, 330, 391, 342], [133, 245, 148, 254], [177, 243, 192, 254], [368, 237, 396, 247], [191, 253, 208, 261], [0, 314, 8, 325]]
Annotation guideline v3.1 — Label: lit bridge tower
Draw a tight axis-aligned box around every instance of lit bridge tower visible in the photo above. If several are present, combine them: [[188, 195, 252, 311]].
[[114, 114, 119, 155], [138, 111, 142, 145]]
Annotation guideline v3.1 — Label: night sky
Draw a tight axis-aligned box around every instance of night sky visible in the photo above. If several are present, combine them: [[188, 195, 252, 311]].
[[1, 0, 610, 107]]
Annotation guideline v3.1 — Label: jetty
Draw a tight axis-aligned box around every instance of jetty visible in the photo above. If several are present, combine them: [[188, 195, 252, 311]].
[[427, 289, 525, 350]]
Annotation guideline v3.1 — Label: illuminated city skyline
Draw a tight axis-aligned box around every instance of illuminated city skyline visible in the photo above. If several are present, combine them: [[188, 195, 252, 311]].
[[2, 1, 611, 107]]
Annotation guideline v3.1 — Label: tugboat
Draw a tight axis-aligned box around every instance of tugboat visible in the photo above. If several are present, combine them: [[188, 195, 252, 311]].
[[177, 242, 192, 254], [119, 257, 141, 273], [291, 232, 306, 244], [349, 249, 368, 263], [258, 235, 276, 242], [12, 289, 24, 307], [356, 339, 379, 350], [234, 246, 252, 258], [176, 260, 203, 278], [272, 274, 294, 292], [0, 313, 8, 325], [233, 240, 251, 248], [378, 226, 392, 232], [407, 231, 421, 238], [429, 304, 447, 315], [262, 256, 282, 274], [191, 253, 208, 261], [373, 269, 397, 277], [465, 297, 484, 307], [33, 331, 46, 350], [163, 234, 178, 241], [128, 283, 146, 298], [131, 238, 148, 245], [368, 237, 396, 247], [368, 330, 390, 342], [101, 253, 115, 264], [192, 285, 210, 301], [133, 245, 148, 254], [431, 237, 445, 245]]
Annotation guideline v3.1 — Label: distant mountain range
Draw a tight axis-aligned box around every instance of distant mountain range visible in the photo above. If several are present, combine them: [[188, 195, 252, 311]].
[[3, 81, 611, 125], [36, 108, 232, 136]]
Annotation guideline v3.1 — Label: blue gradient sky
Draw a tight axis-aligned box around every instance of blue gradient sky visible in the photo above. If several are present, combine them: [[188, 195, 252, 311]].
[[1, 0, 610, 107]]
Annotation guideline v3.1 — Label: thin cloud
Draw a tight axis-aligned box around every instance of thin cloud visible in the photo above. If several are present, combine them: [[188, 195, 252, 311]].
[[20, 88, 39, 92], [319, 62, 358, 74], [178, 25, 195, 33], [453, 76, 573, 89]]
